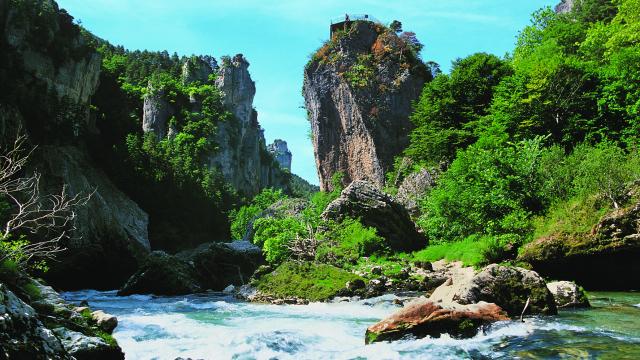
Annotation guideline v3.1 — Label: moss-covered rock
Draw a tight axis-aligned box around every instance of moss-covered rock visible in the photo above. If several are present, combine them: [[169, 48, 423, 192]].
[[519, 201, 640, 290], [255, 261, 363, 302]]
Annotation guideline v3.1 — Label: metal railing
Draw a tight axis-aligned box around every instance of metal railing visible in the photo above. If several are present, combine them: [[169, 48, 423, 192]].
[[330, 14, 381, 25]]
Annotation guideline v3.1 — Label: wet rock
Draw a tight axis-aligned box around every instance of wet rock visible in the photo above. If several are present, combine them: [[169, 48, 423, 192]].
[[322, 180, 426, 251], [91, 310, 118, 333], [118, 251, 202, 296], [547, 281, 590, 308], [452, 264, 557, 317], [365, 299, 509, 343], [53, 328, 124, 360]]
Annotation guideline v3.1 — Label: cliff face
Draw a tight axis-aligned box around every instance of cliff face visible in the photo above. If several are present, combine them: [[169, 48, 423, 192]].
[[0, 0, 150, 289], [141, 54, 289, 196], [267, 139, 292, 171], [303, 20, 429, 190], [555, 0, 575, 13]]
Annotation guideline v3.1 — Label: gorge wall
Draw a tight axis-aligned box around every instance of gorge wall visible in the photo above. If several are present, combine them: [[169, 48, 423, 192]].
[[142, 54, 290, 196], [0, 0, 150, 289], [303, 20, 429, 191]]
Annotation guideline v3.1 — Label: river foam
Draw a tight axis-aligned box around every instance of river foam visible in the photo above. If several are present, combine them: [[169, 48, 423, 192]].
[[61, 290, 640, 360]]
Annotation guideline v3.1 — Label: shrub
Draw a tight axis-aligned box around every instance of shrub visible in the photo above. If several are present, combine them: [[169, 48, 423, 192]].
[[316, 218, 386, 266], [229, 188, 287, 240], [253, 217, 307, 264]]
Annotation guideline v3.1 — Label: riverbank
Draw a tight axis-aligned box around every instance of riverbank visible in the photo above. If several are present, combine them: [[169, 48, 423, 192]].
[[62, 290, 640, 359]]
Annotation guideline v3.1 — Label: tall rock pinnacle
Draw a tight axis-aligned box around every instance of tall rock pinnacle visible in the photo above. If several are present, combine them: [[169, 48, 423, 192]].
[[303, 19, 429, 191]]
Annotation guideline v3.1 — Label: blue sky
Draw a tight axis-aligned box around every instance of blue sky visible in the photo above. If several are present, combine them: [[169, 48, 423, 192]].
[[57, 0, 557, 185]]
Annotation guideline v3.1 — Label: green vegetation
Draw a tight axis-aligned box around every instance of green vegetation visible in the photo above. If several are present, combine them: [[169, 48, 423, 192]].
[[316, 218, 386, 267], [229, 188, 288, 240], [389, 0, 640, 265], [256, 261, 362, 301], [344, 54, 375, 88]]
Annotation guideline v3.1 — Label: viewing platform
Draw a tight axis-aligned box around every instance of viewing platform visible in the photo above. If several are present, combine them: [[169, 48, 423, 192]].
[[330, 14, 380, 36]]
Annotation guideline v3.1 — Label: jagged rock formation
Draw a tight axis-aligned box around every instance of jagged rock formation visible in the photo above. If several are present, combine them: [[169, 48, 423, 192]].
[[0, 0, 150, 289], [0, 277, 124, 359], [322, 180, 426, 251], [303, 20, 429, 190], [267, 139, 292, 170], [555, 0, 575, 13], [141, 54, 289, 196]]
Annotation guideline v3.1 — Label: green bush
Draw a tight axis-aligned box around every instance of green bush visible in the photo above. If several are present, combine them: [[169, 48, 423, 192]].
[[316, 218, 386, 266], [253, 217, 307, 264], [229, 188, 287, 240]]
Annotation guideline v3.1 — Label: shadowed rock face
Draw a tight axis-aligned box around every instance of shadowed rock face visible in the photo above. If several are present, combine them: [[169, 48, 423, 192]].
[[267, 139, 292, 171], [303, 21, 428, 191], [322, 180, 426, 251], [365, 299, 509, 343], [519, 201, 640, 290], [1, 0, 150, 290]]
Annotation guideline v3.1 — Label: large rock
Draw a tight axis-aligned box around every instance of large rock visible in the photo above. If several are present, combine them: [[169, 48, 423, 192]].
[[451, 264, 557, 317], [322, 180, 426, 251], [303, 20, 429, 191], [180, 241, 265, 290], [142, 84, 174, 140], [555, 0, 575, 13], [365, 298, 509, 343], [518, 201, 640, 290], [34, 146, 150, 290], [547, 281, 590, 308], [118, 251, 203, 296], [0, 283, 68, 359], [0, 280, 124, 360], [119, 241, 264, 296], [394, 168, 436, 218]]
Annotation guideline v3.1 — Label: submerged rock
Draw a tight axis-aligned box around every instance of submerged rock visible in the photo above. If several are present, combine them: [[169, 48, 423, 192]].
[[547, 281, 590, 308], [322, 180, 426, 251], [365, 299, 509, 343]]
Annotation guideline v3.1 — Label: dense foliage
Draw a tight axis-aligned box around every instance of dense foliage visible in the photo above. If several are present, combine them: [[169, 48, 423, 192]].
[[89, 44, 238, 251], [396, 0, 640, 264]]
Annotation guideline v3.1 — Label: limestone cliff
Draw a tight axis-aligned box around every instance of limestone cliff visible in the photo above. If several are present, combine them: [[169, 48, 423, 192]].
[[555, 0, 575, 13], [141, 54, 290, 196], [0, 0, 150, 289], [267, 139, 292, 171], [303, 20, 429, 190]]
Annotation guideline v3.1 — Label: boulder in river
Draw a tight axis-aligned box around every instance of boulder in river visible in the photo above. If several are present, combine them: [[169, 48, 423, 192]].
[[547, 281, 590, 308], [365, 298, 509, 343], [322, 180, 426, 251]]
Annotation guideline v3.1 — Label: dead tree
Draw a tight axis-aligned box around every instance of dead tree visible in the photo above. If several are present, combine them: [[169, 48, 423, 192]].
[[0, 133, 91, 269]]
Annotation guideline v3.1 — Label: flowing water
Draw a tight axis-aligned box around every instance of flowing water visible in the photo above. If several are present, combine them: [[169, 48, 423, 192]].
[[61, 290, 640, 360]]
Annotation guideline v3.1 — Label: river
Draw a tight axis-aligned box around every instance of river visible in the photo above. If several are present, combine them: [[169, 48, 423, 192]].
[[61, 290, 640, 359]]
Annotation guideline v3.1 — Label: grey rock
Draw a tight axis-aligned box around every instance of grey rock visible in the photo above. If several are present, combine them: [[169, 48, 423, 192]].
[[322, 180, 426, 251], [303, 21, 428, 191], [53, 328, 123, 360], [395, 168, 437, 217], [547, 281, 590, 308], [33, 146, 150, 290], [0, 283, 68, 359], [555, 0, 574, 13], [453, 264, 557, 317], [182, 56, 214, 85], [142, 84, 174, 140], [267, 139, 292, 170]]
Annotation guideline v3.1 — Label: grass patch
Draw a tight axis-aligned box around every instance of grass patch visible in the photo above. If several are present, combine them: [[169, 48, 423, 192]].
[[532, 196, 610, 239], [411, 236, 502, 267], [256, 261, 362, 301]]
